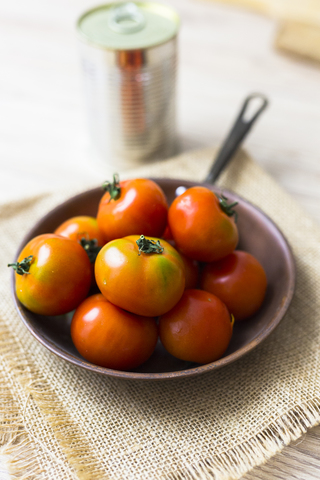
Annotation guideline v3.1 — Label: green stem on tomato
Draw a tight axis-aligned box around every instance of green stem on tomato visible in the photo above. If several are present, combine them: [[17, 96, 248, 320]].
[[8, 255, 33, 275], [136, 235, 164, 256], [102, 173, 121, 202], [217, 194, 238, 222]]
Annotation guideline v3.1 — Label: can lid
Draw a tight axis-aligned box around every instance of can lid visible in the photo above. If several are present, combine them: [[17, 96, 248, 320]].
[[77, 2, 180, 50]]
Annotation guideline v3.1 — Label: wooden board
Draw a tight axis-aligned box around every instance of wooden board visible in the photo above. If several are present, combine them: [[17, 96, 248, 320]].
[[209, 0, 320, 63], [209, 0, 320, 25]]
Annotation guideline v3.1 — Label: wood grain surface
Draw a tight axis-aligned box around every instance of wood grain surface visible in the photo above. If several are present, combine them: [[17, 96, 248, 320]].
[[1, 0, 320, 478], [275, 21, 320, 64], [210, 0, 320, 26]]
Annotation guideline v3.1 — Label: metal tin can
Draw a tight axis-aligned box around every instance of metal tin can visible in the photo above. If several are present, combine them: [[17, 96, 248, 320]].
[[77, 2, 180, 168]]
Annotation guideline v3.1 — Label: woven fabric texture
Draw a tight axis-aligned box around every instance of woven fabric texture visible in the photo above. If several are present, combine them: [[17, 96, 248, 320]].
[[1, 148, 320, 480]]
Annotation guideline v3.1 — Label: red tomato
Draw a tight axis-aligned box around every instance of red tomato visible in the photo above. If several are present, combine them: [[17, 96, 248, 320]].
[[54, 216, 106, 246], [71, 294, 158, 370], [97, 175, 168, 242], [159, 289, 233, 364], [9, 234, 92, 316], [95, 235, 185, 317], [168, 186, 238, 262], [200, 250, 267, 321]]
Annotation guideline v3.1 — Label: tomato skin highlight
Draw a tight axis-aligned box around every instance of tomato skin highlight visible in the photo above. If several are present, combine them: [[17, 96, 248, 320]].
[[71, 294, 158, 370], [13, 234, 92, 316], [97, 178, 168, 242], [159, 289, 233, 364], [95, 235, 185, 317], [54, 216, 106, 246], [200, 250, 267, 321], [168, 186, 238, 262]]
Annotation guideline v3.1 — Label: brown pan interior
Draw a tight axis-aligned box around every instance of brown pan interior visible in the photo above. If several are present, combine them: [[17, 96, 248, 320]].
[[11, 179, 296, 380]]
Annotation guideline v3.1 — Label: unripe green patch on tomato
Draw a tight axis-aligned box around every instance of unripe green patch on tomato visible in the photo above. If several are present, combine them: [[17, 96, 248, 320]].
[[95, 235, 185, 317]]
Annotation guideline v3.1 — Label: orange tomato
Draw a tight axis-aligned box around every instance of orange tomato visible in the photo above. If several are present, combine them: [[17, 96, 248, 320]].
[[54, 215, 106, 246], [168, 186, 238, 262], [71, 294, 158, 370], [9, 234, 92, 316], [95, 235, 185, 317], [97, 176, 168, 242], [159, 289, 234, 364]]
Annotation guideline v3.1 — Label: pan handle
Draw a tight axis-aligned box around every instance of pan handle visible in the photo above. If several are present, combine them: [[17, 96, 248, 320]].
[[204, 93, 269, 184]]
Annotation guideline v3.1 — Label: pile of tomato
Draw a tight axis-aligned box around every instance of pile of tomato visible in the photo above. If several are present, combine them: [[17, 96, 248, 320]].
[[9, 175, 267, 371]]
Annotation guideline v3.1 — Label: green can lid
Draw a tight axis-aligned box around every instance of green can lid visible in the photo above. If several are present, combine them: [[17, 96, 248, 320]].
[[77, 2, 180, 50]]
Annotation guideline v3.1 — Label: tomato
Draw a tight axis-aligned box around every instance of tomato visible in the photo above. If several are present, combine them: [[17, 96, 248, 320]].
[[9, 234, 92, 316], [71, 294, 158, 370], [54, 216, 106, 246], [200, 250, 267, 321], [95, 235, 185, 317], [159, 289, 233, 364], [168, 186, 238, 262], [54, 216, 104, 278], [97, 175, 168, 242]]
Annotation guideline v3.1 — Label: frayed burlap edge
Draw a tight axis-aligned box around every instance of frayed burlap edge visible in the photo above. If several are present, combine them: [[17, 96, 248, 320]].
[[167, 400, 320, 480], [0, 321, 46, 479]]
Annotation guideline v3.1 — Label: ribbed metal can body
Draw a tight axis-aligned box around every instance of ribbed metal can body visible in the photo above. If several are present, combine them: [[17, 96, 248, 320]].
[[77, 2, 179, 167]]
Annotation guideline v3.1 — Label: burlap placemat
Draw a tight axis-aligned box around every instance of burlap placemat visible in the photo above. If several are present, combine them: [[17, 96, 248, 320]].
[[1, 148, 320, 480]]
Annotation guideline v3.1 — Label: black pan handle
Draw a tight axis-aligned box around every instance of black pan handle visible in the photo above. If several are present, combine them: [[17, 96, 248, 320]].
[[204, 93, 269, 184]]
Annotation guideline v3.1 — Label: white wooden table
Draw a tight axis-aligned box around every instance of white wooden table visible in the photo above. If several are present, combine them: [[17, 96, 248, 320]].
[[1, 0, 320, 478]]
